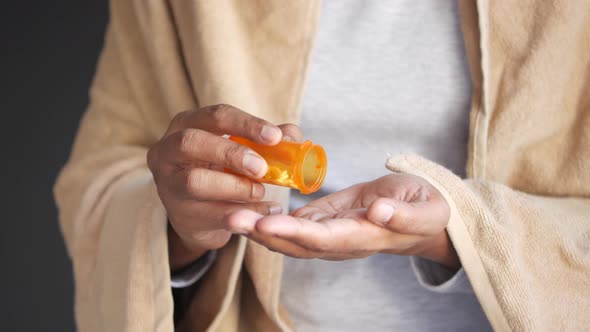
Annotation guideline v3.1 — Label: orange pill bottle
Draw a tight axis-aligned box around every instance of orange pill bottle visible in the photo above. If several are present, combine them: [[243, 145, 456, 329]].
[[230, 136, 327, 194]]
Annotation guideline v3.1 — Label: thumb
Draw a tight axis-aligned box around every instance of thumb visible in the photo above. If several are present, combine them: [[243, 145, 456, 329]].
[[366, 197, 448, 236]]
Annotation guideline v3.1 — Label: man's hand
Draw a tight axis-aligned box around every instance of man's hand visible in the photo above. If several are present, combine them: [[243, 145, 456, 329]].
[[226, 173, 459, 269], [147, 104, 302, 270]]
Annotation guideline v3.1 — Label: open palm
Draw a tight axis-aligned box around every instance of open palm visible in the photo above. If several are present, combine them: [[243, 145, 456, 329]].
[[227, 173, 458, 267]]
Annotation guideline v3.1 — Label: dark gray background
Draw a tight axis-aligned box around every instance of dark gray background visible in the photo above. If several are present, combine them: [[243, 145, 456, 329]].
[[1, 2, 108, 330]]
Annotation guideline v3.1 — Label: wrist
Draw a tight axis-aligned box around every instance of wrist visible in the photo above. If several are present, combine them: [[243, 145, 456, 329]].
[[416, 231, 460, 270], [167, 222, 208, 272]]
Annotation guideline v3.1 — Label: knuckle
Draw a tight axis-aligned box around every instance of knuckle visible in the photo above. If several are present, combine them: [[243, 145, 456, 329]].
[[309, 240, 330, 252], [209, 104, 232, 124], [231, 177, 252, 198], [235, 111, 263, 136], [217, 175, 249, 200], [146, 146, 159, 172], [246, 117, 266, 135], [220, 143, 245, 166], [170, 111, 189, 127], [242, 181, 254, 200], [185, 170, 205, 196], [303, 242, 321, 252], [176, 129, 202, 154]]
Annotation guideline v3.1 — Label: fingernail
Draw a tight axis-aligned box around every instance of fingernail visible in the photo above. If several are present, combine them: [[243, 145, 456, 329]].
[[261, 125, 281, 143], [252, 183, 265, 199], [243, 152, 267, 177], [282, 135, 294, 142], [374, 204, 394, 225], [269, 205, 282, 215]]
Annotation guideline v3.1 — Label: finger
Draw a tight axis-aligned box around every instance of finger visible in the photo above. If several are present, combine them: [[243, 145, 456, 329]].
[[172, 168, 267, 202], [228, 210, 385, 259], [291, 183, 365, 218], [290, 205, 330, 221], [277, 123, 303, 142], [268, 215, 387, 255], [248, 231, 320, 259], [226, 209, 271, 234], [225, 210, 332, 259], [226, 210, 317, 257], [161, 129, 268, 178], [172, 104, 282, 145], [256, 215, 332, 252], [366, 197, 449, 235], [255, 215, 384, 254], [246, 231, 363, 260], [171, 200, 282, 233]]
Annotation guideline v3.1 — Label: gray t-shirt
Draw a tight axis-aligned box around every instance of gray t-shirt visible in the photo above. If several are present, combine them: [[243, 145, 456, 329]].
[[282, 1, 492, 331]]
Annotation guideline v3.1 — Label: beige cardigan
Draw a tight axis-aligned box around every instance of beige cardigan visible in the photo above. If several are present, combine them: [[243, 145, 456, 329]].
[[54, 1, 590, 331]]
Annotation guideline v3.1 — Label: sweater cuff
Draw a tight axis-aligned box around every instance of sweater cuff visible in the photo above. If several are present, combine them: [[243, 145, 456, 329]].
[[410, 256, 473, 293], [170, 250, 217, 288]]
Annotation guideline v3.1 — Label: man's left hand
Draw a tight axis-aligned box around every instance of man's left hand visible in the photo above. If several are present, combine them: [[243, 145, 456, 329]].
[[226, 173, 460, 269]]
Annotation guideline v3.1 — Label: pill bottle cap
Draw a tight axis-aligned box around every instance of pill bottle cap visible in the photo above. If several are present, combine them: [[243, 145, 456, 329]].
[[293, 141, 327, 194]]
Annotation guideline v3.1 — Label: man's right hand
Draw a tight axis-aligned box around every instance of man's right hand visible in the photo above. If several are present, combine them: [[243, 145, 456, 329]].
[[147, 104, 301, 270]]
